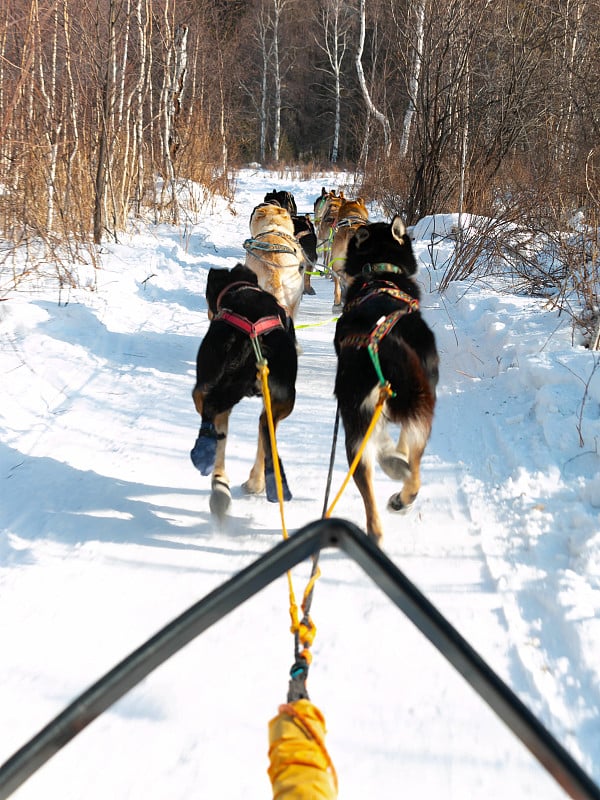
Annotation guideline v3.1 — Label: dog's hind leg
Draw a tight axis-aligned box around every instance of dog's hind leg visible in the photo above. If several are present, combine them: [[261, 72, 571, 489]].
[[243, 400, 293, 502], [350, 450, 384, 545], [242, 428, 266, 497], [376, 419, 411, 481], [387, 419, 430, 513], [262, 405, 293, 503]]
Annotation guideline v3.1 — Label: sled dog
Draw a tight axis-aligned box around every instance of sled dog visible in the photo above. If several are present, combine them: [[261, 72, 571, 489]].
[[333, 216, 439, 544], [263, 191, 318, 295], [329, 196, 369, 310], [244, 202, 305, 320], [190, 263, 297, 516]]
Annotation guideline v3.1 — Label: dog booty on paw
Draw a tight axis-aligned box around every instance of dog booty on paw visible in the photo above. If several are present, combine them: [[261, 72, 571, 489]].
[[209, 477, 231, 518], [265, 460, 292, 503], [190, 422, 222, 475]]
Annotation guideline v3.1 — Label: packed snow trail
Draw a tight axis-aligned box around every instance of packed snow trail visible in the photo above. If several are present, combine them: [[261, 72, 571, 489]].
[[0, 170, 598, 799]]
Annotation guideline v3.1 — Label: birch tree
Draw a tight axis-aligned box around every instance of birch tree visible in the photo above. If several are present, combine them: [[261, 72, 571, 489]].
[[61, 0, 80, 222], [270, 0, 285, 162], [255, 3, 273, 163], [355, 0, 391, 159], [555, 0, 586, 167], [159, 14, 189, 222], [398, 0, 425, 159], [313, 0, 351, 163], [93, 0, 118, 243]]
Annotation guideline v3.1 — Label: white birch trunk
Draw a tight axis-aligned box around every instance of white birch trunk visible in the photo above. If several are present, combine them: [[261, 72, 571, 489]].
[[556, 0, 586, 164], [399, 0, 425, 159], [62, 0, 79, 221], [133, 0, 150, 216], [34, 0, 61, 233], [160, 14, 188, 222], [314, 0, 349, 164], [259, 13, 270, 164], [355, 0, 391, 158], [271, 0, 282, 163]]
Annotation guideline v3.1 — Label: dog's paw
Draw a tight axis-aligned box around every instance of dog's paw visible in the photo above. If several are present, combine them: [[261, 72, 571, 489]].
[[303, 286, 316, 296], [242, 477, 265, 495], [190, 437, 216, 475], [331, 302, 343, 314], [378, 452, 410, 480], [367, 530, 383, 547], [190, 422, 223, 475], [265, 461, 292, 503], [387, 492, 416, 513], [209, 477, 231, 518]]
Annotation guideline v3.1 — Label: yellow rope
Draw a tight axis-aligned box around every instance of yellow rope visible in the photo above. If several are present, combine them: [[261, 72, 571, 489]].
[[258, 358, 323, 662], [295, 317, 338, 330], [324, 383, 393, 520], [260, 358, 339, 799], [258, 360, 300, 634]]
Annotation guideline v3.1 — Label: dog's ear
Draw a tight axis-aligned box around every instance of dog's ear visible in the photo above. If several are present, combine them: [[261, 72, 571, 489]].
[[391, 215, 407, 242], [231, 263, 258, 285], [353, 226, 370, 248], [206, 267, 230, 314]]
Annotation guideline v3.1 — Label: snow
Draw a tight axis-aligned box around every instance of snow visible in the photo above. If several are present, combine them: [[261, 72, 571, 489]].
[[1, 167, 599, 799]]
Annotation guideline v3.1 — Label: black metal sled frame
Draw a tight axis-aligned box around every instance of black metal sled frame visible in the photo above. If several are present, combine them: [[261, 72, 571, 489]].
[[0, 517, 598, 800]]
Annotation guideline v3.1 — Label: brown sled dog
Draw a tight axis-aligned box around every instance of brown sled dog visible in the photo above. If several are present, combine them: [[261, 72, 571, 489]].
[[329, 196, 369, 311], [190, 263, 297, 517], [333, 216, 439, 545], [313, 188, 344, 307], [244, 202, 305, 320]]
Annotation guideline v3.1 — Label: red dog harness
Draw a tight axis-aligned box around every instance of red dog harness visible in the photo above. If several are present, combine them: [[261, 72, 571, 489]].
[[213, 280, 285, 339], [214, 308, 284, 338]]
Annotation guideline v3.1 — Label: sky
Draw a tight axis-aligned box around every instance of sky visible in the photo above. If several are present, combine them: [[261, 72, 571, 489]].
[[0, 168, 599, 800]]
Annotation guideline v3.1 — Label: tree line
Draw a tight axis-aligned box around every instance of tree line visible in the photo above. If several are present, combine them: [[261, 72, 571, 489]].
[[0, 0, 598, 340]]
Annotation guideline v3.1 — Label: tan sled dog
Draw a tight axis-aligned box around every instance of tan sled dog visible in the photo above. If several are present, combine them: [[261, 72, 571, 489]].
[[330, 197, 369, 310], [244, 202, 305, 320]]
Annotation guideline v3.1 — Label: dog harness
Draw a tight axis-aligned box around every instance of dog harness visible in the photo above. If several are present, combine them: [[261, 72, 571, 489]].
[[214, 308, 284, 339], [328, 214, 369, 271], [333, 214, 368, 230], [243, 230, 302, 269], [338, 278, 420, 391], [342, 278, 420, 314], [213, 280, 285, 340]]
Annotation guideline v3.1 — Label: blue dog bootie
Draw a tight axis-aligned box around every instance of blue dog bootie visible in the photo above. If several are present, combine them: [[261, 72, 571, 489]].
[[190, 422, 224, 475], [265, 459, 292, 503]]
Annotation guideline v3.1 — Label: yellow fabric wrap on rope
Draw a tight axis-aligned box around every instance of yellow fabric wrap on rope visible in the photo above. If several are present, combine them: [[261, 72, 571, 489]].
[[268, 700, 338, 799]]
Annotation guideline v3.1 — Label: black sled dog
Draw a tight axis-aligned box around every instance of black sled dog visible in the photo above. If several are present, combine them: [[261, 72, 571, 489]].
[[190, 263, 297, 516], [333, 216, 439, 545]]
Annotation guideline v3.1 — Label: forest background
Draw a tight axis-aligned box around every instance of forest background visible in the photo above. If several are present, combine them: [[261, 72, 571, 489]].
[[1, 0, 599, 343]]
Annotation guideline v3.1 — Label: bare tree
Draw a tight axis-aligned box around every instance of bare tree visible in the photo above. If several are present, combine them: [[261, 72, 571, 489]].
[[269, 0, 292, 162], [159, 13, 189, 223], [313, 0, 352, 163], [355, 0, 391, 159], [398, 0, 424, 159], [256, 3, 273, 163], [93, 0, 118, 243]]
